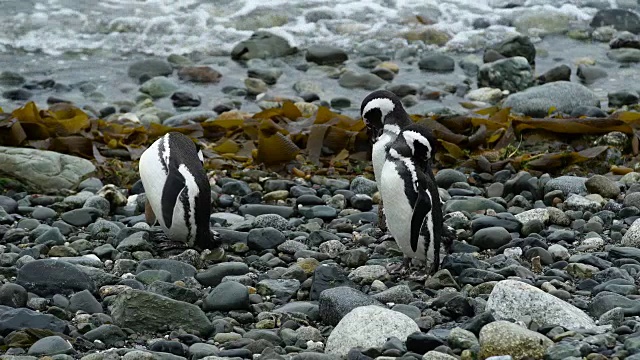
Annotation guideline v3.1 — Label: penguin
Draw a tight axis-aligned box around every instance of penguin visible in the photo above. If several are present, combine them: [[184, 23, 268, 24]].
[[138, 132, 214, 251], [379, 123, 443, 274], [360, 90, 412, 232]]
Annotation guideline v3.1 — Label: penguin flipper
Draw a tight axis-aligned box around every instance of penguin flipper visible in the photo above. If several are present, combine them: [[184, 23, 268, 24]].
[[161, 168, 186, 229], [410, 190, 431, 253]]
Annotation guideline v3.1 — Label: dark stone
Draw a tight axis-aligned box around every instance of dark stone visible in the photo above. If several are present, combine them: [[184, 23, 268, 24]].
[[418, 54, 455, 72], [17, 259, 95, 296], [318, 286, 383, 326], [305, 45, 348, 65], [489, 35, 536, 64], [591, 9, 640, 34], [0, 307, 68, 335], [310, 264, 355, 300]]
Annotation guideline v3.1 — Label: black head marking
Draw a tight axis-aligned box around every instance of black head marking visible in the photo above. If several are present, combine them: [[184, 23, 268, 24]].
[[360, 90, 411, 143], [397, 123, 437, 161]]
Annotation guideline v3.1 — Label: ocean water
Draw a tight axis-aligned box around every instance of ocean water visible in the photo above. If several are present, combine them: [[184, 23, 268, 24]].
[[0, 0, 637, 112], [0, 0, 613, 57]]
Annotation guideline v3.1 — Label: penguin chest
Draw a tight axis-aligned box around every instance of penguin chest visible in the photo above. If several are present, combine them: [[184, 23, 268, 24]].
[[372, 134, 393, 185], [379, 160, 426, 260], [139, 140, 168, 228]]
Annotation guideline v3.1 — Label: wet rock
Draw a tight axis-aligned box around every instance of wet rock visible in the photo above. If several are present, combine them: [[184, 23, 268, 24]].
[[607, 48, 640, 62], [306, 45, 348, 65], [139, 76, 180, 99], [231, 31, 296, 60], [577, 64, 608, 84], [128, 59, 173, 80], [608, 90, 639, 107], [477, 57, 534, 93], [177, 66, 222, 83], [590, 9, 640, 34], [489, 35, 536, 64], [338, 71, 386, 90], [537, 64, 571, 84], [503, 81, 600, 117], [418, 54, 455, 72]]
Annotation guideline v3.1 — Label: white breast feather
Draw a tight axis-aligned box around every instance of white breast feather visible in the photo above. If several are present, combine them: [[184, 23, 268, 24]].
[[380, 159, 426, 260], [177, 164, 200, 244], [139, 138, 169, 230]]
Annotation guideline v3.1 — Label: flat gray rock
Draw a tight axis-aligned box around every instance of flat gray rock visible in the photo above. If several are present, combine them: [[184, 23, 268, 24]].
[[0, 146, 95, 192], [502, 81, 600, 117], [486, 279, 596, 330], [111, 289, 211, 335]]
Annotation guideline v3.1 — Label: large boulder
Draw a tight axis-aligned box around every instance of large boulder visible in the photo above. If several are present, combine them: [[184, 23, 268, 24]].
[[325, 305, 420, 358], [502, 81, 600, 117], [487, 279, 596, 330], [111, 289, 211, 335], [0, 146, 95, 192]]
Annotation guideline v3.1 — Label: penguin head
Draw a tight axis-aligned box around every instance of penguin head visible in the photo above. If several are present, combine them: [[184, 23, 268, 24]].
[[399, 123, 437, 161], [360, 90, 410, 143]]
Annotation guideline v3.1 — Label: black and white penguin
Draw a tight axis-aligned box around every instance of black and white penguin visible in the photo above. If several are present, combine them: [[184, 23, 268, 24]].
[[138, 132, 214, 251], [379, 123, 443, 274]]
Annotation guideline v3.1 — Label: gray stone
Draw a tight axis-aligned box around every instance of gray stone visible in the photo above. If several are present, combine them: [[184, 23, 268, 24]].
[[607, 48, 640, 62], [196, 262, 250, 287], [479, 321, 552, 359], [444, 198, 506, 213], [231, 31, 296, 60], [203, 281, 249, 311], [111, 289, 211, 335], [128, 59, 173, 79], [486, 279, 596, 329], [338, 71, 386, 90], [306, 45, 348, 65], [503, 81, 600, 117], [608, 90, 639, 107], [17, 259, 95, 296], [590, 9, 640, 34], [489, 35, 536, 64], [544, 176, 587, 196], [418, 54, 455, 72], [325, 305, 419, 358], [139, 77, 180, 99], [0, 307, 68, 334], [0, 147, 95, 192], [84, 324, 127, 347], [622, 218, 640, 247], [28, 336, 74, 356], [318, 286, 383, 326], [471, 227, 512, 250], [577, 64, 608, 84], [256, 279, 300, 302], [69, 289, 103, 314], [0, 284, 28, 308], [478, 56, 534, 93], [136, 259, 196, 282], [585, 175, 620, 198]]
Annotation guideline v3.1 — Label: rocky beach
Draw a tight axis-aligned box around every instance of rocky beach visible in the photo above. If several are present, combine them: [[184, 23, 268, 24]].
[[1, 0, 640, 359]]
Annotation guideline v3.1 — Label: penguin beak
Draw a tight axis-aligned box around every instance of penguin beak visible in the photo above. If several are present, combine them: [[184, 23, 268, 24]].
[[367, 125, 383, 143]]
